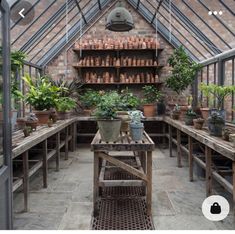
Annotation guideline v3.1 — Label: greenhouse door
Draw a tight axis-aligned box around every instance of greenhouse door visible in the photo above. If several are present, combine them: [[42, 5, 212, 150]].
[[0, 0, 13, 230]]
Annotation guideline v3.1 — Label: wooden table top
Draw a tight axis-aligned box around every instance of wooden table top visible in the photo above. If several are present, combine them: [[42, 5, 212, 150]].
[[91, 131, 155, 152], [165, 117, 235, 161], [12, 118, 77, 159]]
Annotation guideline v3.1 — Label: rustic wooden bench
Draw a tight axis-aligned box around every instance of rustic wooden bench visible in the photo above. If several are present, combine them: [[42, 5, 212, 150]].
[[91, 131, 155, 216]]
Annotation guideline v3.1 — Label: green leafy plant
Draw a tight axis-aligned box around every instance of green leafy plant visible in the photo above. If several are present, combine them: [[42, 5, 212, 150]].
[[142, 85, 161, 104], [166, 46, 202, 94], [185, 108, 197, 117], [23, 74, 61, 111], [79, 89, 103, 109], [200, 83, 235, 110], [56, 97, 77, 112], [94, 91, 120, 119], [119, 88, 140, 111]]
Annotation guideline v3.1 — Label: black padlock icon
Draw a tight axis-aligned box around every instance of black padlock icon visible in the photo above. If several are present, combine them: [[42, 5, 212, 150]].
[[210, 202, 221, 214]]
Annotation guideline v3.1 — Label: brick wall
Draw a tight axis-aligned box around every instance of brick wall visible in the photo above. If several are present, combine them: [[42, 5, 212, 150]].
[[46, 1, 190, 106]]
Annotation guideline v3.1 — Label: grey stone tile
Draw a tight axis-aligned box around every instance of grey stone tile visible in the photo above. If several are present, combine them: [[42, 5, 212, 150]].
[[72, 181, 93, 202], [153, 215, 217, 230], [59, 202, 92, 230]]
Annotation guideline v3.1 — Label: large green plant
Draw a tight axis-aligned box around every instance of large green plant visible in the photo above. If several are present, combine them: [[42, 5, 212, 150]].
[[200, 83, 235, 110], [56, 97, 77, 112], [142, 85, 161, 104], [166, 46, 201, 94], [119, 88, 140, 111], [79, 89, 102, 109], [95, 91, 120, 119], [23, 74, 61, 111]]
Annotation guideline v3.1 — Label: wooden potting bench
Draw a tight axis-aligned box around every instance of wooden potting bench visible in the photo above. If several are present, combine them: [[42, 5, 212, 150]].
[[91, 131, 155, 216]]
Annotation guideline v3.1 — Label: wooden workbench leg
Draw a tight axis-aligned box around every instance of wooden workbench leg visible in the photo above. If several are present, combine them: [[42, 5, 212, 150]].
[[233, 161, 235, 215], [56, 132, 60, 172], [188, 136, 193, 182], [65, 127, 69, 160], [93, 152, 100, 217], [140, 151, 146, 173], [205, 146, 212, 196], [72, 122, 77, 151], [168, 125, 173, 157], [22, 151, 29, 212], [177, 129, 182, 168], [162, 122, 166, 148], [146, 151, 152, 216], [42, 139, 48, 188]]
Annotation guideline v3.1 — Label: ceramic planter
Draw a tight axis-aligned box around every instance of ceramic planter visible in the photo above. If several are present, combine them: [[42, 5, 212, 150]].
[[130, 122, 144, 141], [208, 118, 225, 137], [34, 110, 50, 124], [143, 104, 156, 117], [116, 111, 130, 132], [25, 120, 38, 131], [193, 119, 204, 130], [97, 119, 121, 142], [157, 102, 166, 115]]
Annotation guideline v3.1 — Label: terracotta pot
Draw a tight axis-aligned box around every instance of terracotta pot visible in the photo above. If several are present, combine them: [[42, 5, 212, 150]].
[[116, 111, 130, 132], [57, 111, 70, 120], [34, 110, 50, 124], [193, 119, 204, 130], [200, 107, 210, 120], [171, 110, 180, 120], [143, 104, 156, 117], [179, 105, 188, 121], [16, 118, 26, 130], [25, 120, 38, 131]]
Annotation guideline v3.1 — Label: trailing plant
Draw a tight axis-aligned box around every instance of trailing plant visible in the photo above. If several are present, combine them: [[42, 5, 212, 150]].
[[200, 83, 235, 110], [142, 85, 162, 104], [23, 74, 61, 111], [119, 88, 140, 110], [56, 97, 77, 112], [166, 46, 202, 94], [94, 91, 120, 119]]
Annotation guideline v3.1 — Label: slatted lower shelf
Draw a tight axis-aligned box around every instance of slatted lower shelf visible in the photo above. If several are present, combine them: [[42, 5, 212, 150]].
[[91, 198, 155, 230]]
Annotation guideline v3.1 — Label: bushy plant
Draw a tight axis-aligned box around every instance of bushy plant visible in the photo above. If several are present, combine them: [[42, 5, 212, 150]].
[[200, 83, 235, 110], [56, 97, 77, 112], [79, 89, 103, 109], [185, 108, 197, 117], [23, 74, 61, 111], [119, 88, 140, 111], [166, 46, 202, 94], [94, 91, 120, 119], [142, 85, 161, 104]]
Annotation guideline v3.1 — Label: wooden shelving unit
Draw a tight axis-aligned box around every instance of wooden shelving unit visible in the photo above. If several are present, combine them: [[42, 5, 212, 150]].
[[72, 47, 164, 87]]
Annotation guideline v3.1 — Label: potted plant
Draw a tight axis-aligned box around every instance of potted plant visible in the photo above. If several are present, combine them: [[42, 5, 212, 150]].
[[185, 108, 197, 125], [23, 74, 61, 124], [128, 110, 145, 141], [193, 118, 204, 130], [79, 89, 103, 116], [171, 104, 181, 120], [142, 85, 161, 117], [229, 134, 235, 147], [25, 113, 38, 131], [222, 128, 232, 141], [207, 111, 225, 137], [200, 83, 235, 120], [117, 88, 140, 132], [166, 46, 201, 118], [23, 126, 32, 137], [94, 91, 121, 142], [56, 97, 77, 120]]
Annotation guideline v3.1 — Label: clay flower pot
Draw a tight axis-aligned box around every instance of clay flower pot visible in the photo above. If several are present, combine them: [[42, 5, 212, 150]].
[[193, 118, 205, 130], [143, 104, 156, 117]]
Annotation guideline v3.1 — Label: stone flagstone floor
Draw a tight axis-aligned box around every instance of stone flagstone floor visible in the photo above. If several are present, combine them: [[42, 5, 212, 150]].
[[13, 144, 235, 230]]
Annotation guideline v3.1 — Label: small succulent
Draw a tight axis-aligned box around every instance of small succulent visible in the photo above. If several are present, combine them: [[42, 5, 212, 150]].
[[27, 113, 38, 122], [128, 110, 145, 124]]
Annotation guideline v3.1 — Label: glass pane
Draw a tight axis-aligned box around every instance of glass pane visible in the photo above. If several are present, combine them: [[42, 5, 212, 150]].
[[0, 9, 3, 168]]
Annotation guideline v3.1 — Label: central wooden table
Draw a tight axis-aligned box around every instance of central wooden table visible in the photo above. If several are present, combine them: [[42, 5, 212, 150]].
[[91, 131, 155, 216]]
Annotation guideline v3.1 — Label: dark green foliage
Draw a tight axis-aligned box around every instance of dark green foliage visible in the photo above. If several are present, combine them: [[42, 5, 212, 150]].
[[166, 46, 202, 94], [142, 85, 161, 104]]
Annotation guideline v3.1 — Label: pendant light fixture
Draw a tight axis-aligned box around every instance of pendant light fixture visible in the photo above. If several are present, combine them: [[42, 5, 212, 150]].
[[106, 0, 134, 32]]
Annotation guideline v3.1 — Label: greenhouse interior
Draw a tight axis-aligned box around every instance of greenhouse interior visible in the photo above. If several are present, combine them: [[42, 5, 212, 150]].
[[0, 0, 235, 230]]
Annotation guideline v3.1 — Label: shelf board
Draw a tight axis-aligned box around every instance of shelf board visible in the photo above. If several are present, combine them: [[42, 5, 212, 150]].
[[73, 65, 164, 69], [73, 48, 164, 53], [82, 82, 163, 85]]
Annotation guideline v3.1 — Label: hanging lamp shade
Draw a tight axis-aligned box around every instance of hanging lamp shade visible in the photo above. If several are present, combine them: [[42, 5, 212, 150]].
[[106, 1, 134, 32]]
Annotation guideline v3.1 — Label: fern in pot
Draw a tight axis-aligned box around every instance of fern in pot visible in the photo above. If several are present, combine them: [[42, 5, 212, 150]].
[[94, 91, 121, 142], [128, 110, 145, 141]]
